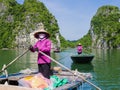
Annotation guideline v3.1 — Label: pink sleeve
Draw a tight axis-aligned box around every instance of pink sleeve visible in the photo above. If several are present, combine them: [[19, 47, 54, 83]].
[[30, 42, 38, 52]]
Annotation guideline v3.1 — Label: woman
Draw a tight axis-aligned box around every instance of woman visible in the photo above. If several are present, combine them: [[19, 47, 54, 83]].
[[29, 29, 52, 79], [77, 43, 83, 54]]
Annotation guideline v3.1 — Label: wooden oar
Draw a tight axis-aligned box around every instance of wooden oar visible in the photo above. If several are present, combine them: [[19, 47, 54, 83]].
[[38, 50, 101, 90], [0, 49, 29, 73]]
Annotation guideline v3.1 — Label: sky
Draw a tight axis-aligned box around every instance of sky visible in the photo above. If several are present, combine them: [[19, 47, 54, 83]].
[[16, 0, 120, 40]]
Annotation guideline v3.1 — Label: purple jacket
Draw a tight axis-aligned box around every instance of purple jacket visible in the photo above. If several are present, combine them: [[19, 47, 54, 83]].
[[30, 38, 51, 64], [77, 45, 82, 53]]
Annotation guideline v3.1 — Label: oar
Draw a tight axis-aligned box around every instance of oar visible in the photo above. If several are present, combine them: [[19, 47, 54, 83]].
[[0, 49, 29, 73], [38, 50, 101, 90]]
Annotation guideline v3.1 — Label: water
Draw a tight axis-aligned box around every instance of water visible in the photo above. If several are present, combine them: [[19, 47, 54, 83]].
[[0, 48, 120, 90]]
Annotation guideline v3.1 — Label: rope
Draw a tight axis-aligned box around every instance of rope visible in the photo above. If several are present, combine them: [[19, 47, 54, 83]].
[[0, 49, 29, 73], [39, 50, 101, 90]]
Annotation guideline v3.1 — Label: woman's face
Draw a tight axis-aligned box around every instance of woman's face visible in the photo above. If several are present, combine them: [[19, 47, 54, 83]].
[[39, 33, 46, 39]]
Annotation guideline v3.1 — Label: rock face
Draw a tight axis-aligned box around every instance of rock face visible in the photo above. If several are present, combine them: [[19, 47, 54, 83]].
[[16, 22, 61, 52], [0, 0, 63, 49], [90, 5, 120, 49]]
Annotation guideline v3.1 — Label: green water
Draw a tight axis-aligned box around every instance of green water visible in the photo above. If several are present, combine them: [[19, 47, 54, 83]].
[[0, 49, 120, 90], [0, 49, 38, 73]]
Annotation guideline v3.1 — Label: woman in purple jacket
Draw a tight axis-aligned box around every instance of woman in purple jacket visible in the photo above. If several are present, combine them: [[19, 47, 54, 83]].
[[77, 43, 83, 54], [29, 29, 52, 79]]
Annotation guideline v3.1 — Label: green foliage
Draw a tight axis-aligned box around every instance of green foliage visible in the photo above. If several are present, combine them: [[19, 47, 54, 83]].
[[72, 5, 120, 49], [76, 32, 92, 48], [91, 5, 120, 48], [0, 0, 67, 49], [1, 2, 120, 49]]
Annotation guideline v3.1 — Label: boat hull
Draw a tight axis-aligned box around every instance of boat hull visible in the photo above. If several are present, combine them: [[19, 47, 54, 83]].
[[0, 70, 92, 90], [71, 54, 94, 63], [0, 85, 40, 90]]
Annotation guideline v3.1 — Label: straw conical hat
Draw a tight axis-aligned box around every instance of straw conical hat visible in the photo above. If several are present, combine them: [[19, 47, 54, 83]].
[[78, 43, 82, 45], [34, 29, 50, 39]]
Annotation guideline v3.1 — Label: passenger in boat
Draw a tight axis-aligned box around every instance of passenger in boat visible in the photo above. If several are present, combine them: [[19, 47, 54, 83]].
[[29, 28, 52, 79], [77, 43, 83, 54]]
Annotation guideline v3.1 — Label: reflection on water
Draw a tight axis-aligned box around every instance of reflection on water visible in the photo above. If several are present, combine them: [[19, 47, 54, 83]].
[[92, 49, 120, 90], [0, 50, 38, 73], [71, 63, 94, 73], [51, 50, 73, 69]]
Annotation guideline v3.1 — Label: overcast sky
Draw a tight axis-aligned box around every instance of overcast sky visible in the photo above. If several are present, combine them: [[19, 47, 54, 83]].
[[16, 0, 120, 40]]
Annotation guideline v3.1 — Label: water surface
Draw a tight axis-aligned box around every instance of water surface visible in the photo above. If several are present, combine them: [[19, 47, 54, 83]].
[[0, 49, 120, 90]]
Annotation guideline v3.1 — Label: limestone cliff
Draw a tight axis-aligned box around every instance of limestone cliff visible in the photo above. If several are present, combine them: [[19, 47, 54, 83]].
[[0, 0, 63, 50], [90, 5, 120, 49]]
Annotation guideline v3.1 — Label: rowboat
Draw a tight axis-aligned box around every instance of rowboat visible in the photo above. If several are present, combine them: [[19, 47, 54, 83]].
[[71, 53, 94, 63], [0, 68, 92, 90]]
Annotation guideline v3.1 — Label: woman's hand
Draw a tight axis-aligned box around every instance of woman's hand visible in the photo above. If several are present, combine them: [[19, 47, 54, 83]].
[[29, 45, 33, 50], [34, 48, 39, 51]]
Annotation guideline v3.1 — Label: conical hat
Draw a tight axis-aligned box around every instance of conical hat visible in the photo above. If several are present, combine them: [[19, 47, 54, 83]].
[[78, 43, 82, 45], [34, 29, 50, 39]]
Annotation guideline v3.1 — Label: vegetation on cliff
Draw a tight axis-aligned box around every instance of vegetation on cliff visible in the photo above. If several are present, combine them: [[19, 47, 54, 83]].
[[90, 5, 120, 48], [0, 0, 66, 49], [1, 1, 120, 50], [76, 5, 120, 49]]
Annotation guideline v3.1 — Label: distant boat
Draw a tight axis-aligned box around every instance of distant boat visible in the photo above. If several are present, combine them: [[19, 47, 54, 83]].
[[71, 53, 94, 63]]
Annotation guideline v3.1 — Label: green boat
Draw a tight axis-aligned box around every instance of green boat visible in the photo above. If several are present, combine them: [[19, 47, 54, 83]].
[[71, 53, 94, 63]]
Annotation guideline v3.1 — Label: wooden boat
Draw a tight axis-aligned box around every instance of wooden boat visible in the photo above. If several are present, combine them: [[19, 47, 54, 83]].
[[0, 68, 92, 90], [71, 53, 94, 63]]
